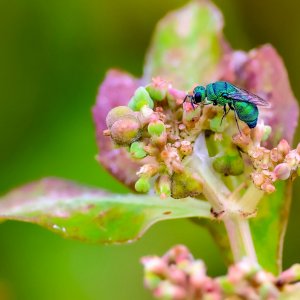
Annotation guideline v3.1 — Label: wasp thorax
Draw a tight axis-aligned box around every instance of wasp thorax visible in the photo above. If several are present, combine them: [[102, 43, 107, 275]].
[[193, 85, 206, 103]]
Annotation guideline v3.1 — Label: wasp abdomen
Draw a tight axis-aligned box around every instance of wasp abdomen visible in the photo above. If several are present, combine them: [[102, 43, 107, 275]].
[[233, 101, 258, 128]]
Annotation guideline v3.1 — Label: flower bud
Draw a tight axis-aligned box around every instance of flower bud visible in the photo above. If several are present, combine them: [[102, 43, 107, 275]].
[[128, 87, 154, 111], [130, 141, 147, 159], [110, 116, 141, 145], [154, 281, 186, 300], [277, 139, 290, 156], [141, 256, 166, 274], [164, 245, 192, 263], [179, 141, 193, 156], [137, 164, 159, 177], [182, 104, 201, 124], [232, 132, 251, 150], [171, 170, 203, 199], [156, 175, 171, 199], [148, 121, 166, 136], [137, 106, 154, 126], [135, 177, 151, 193], [212, 155, 244, 176], [261, 182, 276, 193], [144, 273, 162, 290], [105, 106, 134, 129], [217, 276, 235, 294], [273, 163, 291, 180], [151, 132, 167, 147], [187, 261, 206, 289], [277, 264, 300, 285], [167, 87, 186, 109], [251, 172, 265, 187], [145, 78, 167, 101], [270, 148, 279, 163]]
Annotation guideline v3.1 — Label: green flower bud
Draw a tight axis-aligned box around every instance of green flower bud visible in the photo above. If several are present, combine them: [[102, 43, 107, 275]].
[[217, 276, 234, 294], [156, 175, 171, 198], [144, 273, 162, 290], [130, 142, 147, 159], [171, 170, 203, 199], [128, 87, 154, 111], [110, 116, 141, 145], [105, 106, 134, 129], [146, 83, 167, 101], [183, 105, 201, 122], [148, 121, 165, 136], [135, 177, 151, 193], [212, 155, 244, 176]]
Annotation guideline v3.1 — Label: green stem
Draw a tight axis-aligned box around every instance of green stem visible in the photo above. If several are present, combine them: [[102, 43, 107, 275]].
[[186, 133, 259, 263], [223, 214, 257, 263], [239, 183, 265, 214], [184, 133, 231, 213]]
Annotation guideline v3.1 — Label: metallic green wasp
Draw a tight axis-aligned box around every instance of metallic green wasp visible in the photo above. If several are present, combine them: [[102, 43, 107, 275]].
[[184, 81, 269, 132]]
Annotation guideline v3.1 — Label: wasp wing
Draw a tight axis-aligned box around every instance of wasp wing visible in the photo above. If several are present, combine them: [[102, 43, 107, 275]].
[[227, 86, 270, 107]]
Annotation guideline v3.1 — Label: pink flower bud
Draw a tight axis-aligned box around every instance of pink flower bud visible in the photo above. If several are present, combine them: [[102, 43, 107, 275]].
[[252, 172, 265, 187], [154, 282, 186, 300], [141, 256, 167, 275], [277, 139, 290, 156], [270, 148, 279, 162], [273, 163, 291, 180], [277, 264, 300, 285], [261, 182, 276, 193], [110, 116, 141, 145], [105, 106, 134, 128]]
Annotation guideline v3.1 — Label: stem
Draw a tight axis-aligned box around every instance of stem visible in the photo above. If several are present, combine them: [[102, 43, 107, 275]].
[[184, 133, 231, 212], [186, 134, 260, 263], [239, 183, 264, 213], [223, 214, 257, 263]]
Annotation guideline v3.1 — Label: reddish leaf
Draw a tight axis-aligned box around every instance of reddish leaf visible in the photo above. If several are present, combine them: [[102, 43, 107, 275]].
[[92, 70, 145, 189]]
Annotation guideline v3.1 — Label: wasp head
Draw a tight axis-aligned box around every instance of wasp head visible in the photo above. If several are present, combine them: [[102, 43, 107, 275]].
[[193, 86, 206, 103]]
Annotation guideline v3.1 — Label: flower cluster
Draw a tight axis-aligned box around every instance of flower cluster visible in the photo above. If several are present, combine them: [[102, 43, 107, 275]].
[[141, 245, 300, 300], [233, 127, 300, 193], [103, 76, 300, 202], [104, 77, 218, 198]]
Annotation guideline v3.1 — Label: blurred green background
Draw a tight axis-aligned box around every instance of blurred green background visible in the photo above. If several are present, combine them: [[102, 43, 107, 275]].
[[0, 0, 300, 299]]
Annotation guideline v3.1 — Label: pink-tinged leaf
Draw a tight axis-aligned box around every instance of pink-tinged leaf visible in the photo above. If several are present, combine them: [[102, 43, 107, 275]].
[[221, 45, 299, 146], [0, 178, 211, 244], [144, 0, 230, 90], [92, 70, 144, 189]]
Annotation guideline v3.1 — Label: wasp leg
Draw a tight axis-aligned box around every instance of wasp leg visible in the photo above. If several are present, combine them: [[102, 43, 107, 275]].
[[220, 105, 230, 126], [229, 103, 242, 135], [183, 95, 196, 110]]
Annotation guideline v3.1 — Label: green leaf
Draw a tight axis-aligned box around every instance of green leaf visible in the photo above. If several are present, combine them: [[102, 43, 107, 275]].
[[0, 178, 211, 244], [251, 181, 292, 274], [144, 0, 227, 90]]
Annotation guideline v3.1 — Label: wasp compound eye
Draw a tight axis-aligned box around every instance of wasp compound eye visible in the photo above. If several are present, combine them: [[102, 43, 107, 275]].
[[193, 86, 206, 103]]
